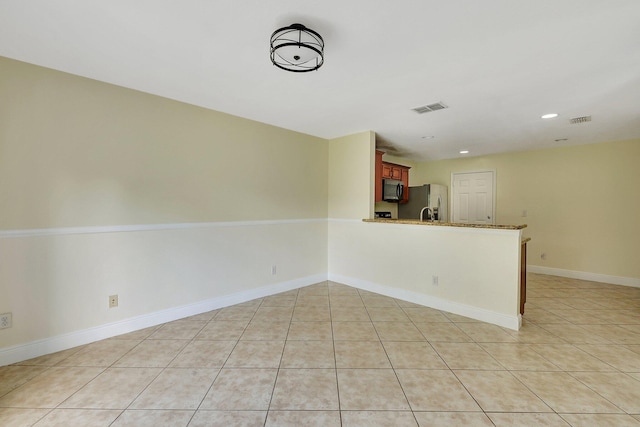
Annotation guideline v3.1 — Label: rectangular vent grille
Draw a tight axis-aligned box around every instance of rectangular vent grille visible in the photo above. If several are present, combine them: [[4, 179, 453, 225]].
[[412, 102, 448, 114], [569, 115, 592, 124]]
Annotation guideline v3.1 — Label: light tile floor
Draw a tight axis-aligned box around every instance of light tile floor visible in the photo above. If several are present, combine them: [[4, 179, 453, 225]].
[[1, 273, 639, 426]]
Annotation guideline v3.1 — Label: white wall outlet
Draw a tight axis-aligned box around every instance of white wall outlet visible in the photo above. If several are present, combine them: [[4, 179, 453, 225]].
[[0, 312, 12, 329], [432, 275, 439, 286], [522, 209, 527, 217], [271, 265, 277, 275], [109, 295, 119, 308]]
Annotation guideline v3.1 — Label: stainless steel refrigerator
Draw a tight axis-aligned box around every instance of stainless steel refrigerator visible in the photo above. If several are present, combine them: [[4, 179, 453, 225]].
[[398, 184, 448, 222]]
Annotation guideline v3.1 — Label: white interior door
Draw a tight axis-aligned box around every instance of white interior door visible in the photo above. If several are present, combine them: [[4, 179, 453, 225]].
[[451, 171, 495, 224]]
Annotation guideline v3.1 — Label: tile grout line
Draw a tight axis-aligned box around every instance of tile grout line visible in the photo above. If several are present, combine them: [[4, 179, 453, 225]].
[[180, 308, 234, 426], [328, 282, 343, 426], [263, 286, 298, 425]]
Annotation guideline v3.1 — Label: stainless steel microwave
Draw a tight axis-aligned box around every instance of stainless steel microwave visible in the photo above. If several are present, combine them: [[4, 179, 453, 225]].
[[382, 179, 404, 202]]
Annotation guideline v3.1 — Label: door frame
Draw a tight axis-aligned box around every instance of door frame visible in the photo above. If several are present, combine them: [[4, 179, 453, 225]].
[[450, 169, 497, 225]]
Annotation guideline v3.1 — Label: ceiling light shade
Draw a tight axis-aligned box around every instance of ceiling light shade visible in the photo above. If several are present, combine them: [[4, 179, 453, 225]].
[[541, 113, 559, 119], [270, 23, 324, 72]]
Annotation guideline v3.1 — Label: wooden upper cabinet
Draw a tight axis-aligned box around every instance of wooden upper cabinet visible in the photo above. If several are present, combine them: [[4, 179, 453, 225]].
[[375, 150, 410, 203], [400, 167, 409, 203], [375, 150, 384, 202], [381, 163, 392, 179], [380, 163, 404, 180]]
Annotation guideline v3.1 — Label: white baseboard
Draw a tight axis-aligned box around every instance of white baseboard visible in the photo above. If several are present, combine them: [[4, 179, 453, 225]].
[[10, 265, 635, 366], [0, 274, 327, 367], [328, 274, 521, 331], [528, 265, 640, 288]]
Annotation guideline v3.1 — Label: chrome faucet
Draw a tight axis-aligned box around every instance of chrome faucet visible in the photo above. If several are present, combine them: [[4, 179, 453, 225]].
[[420, 207, 432, 221]]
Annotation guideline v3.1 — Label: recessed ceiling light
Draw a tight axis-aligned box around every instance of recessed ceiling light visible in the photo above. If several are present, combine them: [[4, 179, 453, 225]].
[[541, 113, 559, 119], [459, 150, 469, 154]]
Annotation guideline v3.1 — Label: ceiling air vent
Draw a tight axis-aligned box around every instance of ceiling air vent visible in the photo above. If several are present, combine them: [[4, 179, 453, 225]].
[[412, 102, 448, 114], [569, 115, 592, 124]]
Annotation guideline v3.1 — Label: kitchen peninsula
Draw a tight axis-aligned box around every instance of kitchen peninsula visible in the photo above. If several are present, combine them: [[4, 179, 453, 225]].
[[364, 218, 529, 317], [329, 217, 527, 330]]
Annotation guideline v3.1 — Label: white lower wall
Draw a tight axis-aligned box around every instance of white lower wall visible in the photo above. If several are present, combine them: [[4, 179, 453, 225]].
[[328, 219, 523, 330], [0, 219, 328, 366]]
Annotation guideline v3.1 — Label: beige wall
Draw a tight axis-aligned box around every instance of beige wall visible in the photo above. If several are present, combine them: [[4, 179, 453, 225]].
[[408, 139, 640, 280], [0, 57, 329, 359], [328, 131, 374, 219], [0, 57, 328, 230]]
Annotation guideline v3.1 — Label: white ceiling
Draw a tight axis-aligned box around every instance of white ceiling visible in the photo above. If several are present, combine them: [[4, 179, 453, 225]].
[[1, 1, 639, 161]]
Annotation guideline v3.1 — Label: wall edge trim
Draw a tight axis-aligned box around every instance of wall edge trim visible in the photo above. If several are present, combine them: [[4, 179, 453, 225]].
[[0, 218, 328, 239]]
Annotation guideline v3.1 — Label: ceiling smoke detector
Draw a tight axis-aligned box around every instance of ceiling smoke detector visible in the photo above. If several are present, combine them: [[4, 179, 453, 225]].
[[412, 102, 448, 114], [569, 115, 592, 124]]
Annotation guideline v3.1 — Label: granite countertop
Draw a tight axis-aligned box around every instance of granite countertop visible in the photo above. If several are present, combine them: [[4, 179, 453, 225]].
[[363, 218, 527, 230]]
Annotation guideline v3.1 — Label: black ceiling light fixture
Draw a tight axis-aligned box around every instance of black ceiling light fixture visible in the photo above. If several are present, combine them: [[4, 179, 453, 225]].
[[270, 23, 324, 72]]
